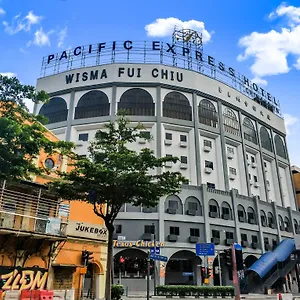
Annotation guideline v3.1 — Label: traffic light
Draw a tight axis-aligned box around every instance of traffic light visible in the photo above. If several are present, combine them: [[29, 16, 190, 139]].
[[235, 249, 243, 271], [119, 256, 125, 264], [81, 250, 94, 266], [224, 248, 232, 267], [208, 268, 213, 278]]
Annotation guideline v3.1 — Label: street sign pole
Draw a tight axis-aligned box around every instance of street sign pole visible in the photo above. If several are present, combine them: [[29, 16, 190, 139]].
[[231, 244, 240, 300], [147, 250, 150, 300], [217, 250, 222, 286]]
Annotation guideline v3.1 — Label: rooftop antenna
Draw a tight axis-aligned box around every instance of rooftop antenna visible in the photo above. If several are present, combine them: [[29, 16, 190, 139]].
[[172, 26, 203, 71]]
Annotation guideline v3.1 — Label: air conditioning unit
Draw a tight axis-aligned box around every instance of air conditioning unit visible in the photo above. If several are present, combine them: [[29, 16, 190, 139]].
[[168, 234, 178, 242], [165, 161, 172, 168], [251, 242, 258, 249], [238, 216, 246, 223], [249, 180, 254, 186], [142, 207, 152, 213], [138, 137, 147, 144], [265, 244, 271, 251], [229, 174, 236, 180], [222, 214, 230, 220], [227, 153, 234, 159], [267, 185, 271, 191], [203, 146, 211, 153], [187, 209, 196, 216], [205, 167, 213, 174], [249, 218, 256, 225], [225, 239, 234, 246], [167, 208, 176, 214], [180, 141, 187, 148], [241, 241, 248, 247], [254, 182, 260, 188], [180, 163, 188, 170], [209, 211, 218, 218], [75, 142, 83, 147], [211, 237, 220, 245], [189, 236, 199, 243], [164, 139, 172, 145], [251, 163, 257, 169], [141, 233, 152, 241]]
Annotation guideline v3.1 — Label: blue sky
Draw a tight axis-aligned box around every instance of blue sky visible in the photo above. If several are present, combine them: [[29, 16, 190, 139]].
[[1, 0, 300, 165]]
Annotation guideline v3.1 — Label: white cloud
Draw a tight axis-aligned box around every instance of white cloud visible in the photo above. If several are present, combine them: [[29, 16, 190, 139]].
[[0, 8, 5, 15], [145, 17, 212, 43], [0, 72, 16, 78], [27, 27, 52, 47], [3, 11, 43, 35], [57, 27, 67, 48], [283, 113, 299, 135], [237, 3, 300, 80], [252, 76, 268, 86]]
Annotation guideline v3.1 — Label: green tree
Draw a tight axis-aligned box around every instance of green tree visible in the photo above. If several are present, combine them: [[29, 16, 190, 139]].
[[0, 74, 73, 182], [50, 115, 188, 300]]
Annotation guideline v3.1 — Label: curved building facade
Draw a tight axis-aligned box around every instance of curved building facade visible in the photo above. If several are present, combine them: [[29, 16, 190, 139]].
[[35, 40, 300, 292]]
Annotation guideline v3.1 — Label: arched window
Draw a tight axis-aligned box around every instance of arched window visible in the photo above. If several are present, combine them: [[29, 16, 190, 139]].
[[278, 215, 284, 231], [165, 195, 183, 215], [260, 127, 273, 152], [163, 91, 192, 121], [75, 90, 110, 119], [184, 196, 202, 216], [294, 219, 299, 233], [118, 88, 154, 116], [223, 108, 240, 136], [243, 117, 257, 144], [247, 207, 257, 224], [208, 199, 219, 218], [274, 135, 286, 159], [267, 212, 275, 229], [198, 99, 218, 128], [284, 216, 291, 232], [237, 205, 246, 222], [260, 210, 267, 227], [221, 201, 232, 220], [39, 97, 68, 124]]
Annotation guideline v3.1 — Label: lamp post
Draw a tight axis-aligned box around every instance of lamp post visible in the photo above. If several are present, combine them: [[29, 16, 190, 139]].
[[152, 223, 156, 296]]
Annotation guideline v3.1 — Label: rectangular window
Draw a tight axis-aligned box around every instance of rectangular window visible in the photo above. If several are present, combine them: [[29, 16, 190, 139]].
[[254, 175, 258, 182], [115, 225, 122, 234], [248, 212, 254, 220], [251, 156, 255, 163], [241, 233, 247, 241], [251, 235, 258, 243], [248, 174, 251, 180], [165, 133, 172, 140], [238, 210, 244, 218], [181, 156, 188, 164], [169, 200, 178, 209], [207, 182, 216, 189], [144, 225, 155, 234], [246, 153, 249, 160], [209, 205, 217, 213], [204, 139, 212, 148], [170, 226, 179, 235], [229, 167, 237, 175], [78, 133, 89, 141], [141, 131, 151, 139], [264, 161, 267, 168], [264, 237, 269, 244], [212, 230, 220, 238], [188, 202, 197, 211], [227, 146, 234, 154], [205, 160, 214, 169], [222, 206, 230, 215], [180, 135, 187, 142], [190, 228, 200, 237], [226, 232, 234, 239]]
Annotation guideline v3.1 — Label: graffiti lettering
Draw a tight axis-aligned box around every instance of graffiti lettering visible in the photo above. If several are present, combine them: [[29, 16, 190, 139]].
[[0, 267, 48, 291]]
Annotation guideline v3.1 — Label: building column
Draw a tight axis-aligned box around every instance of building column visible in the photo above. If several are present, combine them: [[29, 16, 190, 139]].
[[288, 207, 296, 235], [65, 91, 75, 142], [217, 101, 229, 191], [192, 92, 202, 186], [111, 85, 117, 122], [254, 196, 264, 255], [201, 183, 210, 243], [272, 201, 282, 243]]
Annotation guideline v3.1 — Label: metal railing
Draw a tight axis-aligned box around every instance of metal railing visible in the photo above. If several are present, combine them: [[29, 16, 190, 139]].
[[0, 181, 69, 236]]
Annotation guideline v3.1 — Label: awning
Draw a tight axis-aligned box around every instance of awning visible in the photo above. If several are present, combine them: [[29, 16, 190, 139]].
[[247, 239, 295, 278]]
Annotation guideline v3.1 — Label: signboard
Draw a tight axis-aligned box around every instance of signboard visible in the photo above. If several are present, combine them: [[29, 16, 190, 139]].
[[150, 247, 160, 255], [196, 243, 215, 256], [183, 272, 194, 277], [114, 240, 164, 248], [149, 254, 168, 262], [234, 243, 242, 251], [66, 221, 108, 241]]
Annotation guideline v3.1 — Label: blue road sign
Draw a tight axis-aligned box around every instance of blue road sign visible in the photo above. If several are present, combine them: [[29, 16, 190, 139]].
[[234, 243, 242, 251], [183, 272, 194, 276], [196, 243, 215, 256], [149, 254, 168, 262], [150, 247, 160, 255]]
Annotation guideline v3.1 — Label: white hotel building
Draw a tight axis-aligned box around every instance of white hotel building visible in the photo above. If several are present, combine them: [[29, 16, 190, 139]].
[[34, 38, 300, 293]]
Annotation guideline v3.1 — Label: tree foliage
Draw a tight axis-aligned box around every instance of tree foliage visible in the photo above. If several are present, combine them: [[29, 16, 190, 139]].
[[0, 74, 73, 182], [50, 114, 188, 300]]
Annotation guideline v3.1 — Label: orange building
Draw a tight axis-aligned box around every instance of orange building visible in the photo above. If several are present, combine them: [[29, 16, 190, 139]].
[[292, 165, 300, 210], [0, 127, 107, 299]]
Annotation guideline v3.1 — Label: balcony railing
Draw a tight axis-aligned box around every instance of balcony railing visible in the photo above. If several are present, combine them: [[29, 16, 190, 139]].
[[0, 181, 69, 237]]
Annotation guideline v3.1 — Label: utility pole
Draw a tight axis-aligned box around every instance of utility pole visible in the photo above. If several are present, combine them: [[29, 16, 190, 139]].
[[231, 245, 240, 300], [217, 250, 222, 286], [147, 250, 150, 300], [152, 224, 156, 296]]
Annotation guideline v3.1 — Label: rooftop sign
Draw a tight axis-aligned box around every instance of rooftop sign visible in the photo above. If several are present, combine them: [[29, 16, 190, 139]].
[[41, 40, 280, 116]]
